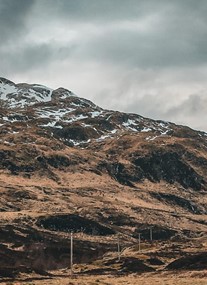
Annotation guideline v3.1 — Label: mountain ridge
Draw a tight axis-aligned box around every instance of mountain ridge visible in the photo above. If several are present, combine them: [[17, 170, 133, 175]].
[[1, 77, 206, 147]]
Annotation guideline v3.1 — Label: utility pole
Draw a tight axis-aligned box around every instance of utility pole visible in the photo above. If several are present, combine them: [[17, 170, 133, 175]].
[[70, 232, 73, 277], [117, 234, 120, 261], [150, 227, 153, 242], [138, 233, 141, 252]]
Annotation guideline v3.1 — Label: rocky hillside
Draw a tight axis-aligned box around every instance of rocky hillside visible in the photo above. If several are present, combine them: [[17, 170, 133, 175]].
[[0, 77, 207, 280]]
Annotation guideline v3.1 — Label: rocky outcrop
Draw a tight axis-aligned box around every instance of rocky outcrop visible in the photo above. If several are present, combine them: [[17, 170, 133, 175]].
[[166, 252, 207, 270], [132, 150, 205, 190], [36, 214, 115, 235]]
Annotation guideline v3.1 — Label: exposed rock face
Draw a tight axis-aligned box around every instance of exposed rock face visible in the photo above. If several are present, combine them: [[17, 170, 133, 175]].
[[0, 78, 207, 278], [36, 214, 115, 235], [133, 225, 177, 241], [132, 150, 204, 190], [166, 252, 207, 270], [150, 192, 204, 214]]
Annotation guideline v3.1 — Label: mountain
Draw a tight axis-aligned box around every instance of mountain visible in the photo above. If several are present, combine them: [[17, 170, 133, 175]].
[[1, 77, 206, 147], [0, 77, 207, 280]]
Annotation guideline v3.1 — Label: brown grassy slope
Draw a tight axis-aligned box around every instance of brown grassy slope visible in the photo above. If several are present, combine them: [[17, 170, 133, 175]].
[[0, 129, 207, 280]]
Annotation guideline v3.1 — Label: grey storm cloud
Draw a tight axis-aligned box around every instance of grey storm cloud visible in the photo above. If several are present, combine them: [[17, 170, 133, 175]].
[[2, 44, 54, 72], [1, 0, 207, 68], [27, 0, 207, 69], [36, 0, 161, 22], [0, 0, 35, 42], [38, 0, 207, 24], [79, 28, 207, 69], [0, 0, 207, 131], [1, 42, 77, 74]]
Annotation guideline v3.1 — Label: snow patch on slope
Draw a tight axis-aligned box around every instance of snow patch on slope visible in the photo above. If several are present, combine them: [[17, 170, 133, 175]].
[[0, 81, 18, 100], [0, 79, 75, 108]]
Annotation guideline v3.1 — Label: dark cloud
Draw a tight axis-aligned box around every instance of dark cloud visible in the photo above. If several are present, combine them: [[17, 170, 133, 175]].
[[0, 41, 78, 75], [0, 0, 35, 42], [58, 0, 207, 69], [38, 0, 207, 25], [79, 28, 207, 69], [20, 0, 207, 72], [37, 0, 158, 22], [4, 44, 54, 72]]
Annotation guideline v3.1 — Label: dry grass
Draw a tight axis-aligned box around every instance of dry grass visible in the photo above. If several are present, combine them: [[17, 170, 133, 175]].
[[6, 273, 207, 285]]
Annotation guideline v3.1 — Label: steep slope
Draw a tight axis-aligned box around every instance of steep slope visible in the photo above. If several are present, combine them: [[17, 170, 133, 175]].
[[0, 77, 207, 279]]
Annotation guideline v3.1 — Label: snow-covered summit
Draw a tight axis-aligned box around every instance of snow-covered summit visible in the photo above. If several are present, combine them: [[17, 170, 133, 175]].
[[0, 77, 206, 148], [0, 77, 75, 108]]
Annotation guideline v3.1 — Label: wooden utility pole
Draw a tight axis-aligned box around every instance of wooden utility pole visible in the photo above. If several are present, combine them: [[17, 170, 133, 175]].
[[138, 233, 141, 252], [70, 232, 73, 276], [117, 234, 121, 261], [150, 227, 153, 242]]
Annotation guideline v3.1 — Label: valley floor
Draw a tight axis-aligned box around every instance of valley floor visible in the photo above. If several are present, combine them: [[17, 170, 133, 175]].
[[1, 272, 207, 285]]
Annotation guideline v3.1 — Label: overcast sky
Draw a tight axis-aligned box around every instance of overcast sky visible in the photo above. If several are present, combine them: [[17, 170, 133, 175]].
[[1, 0, 207, 131]]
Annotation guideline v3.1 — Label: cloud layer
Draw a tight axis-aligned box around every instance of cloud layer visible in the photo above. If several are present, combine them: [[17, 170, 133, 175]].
[[0, 0, 207, 131]]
